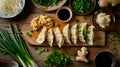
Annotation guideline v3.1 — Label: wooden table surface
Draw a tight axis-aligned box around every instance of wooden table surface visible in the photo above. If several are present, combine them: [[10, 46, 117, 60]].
[[0, 0, 120, 67]]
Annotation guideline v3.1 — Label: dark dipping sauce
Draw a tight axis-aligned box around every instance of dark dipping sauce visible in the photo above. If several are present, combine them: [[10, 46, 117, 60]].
[[95, 52, 114, 67], [58, 9, 70, 21]]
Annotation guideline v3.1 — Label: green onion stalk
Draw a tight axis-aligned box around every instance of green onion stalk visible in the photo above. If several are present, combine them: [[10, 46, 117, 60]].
[[0, 23, 38, 67]]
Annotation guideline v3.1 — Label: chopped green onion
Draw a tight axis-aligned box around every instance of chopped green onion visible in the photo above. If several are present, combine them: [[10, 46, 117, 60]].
[[45, 48, 73, 67], [26, 32, 32, 37], [34, 0, 61, 7], [38, 48, 48, 55], [55, 22, 60, 27], [77, 25, 81, 33], [74, 19, 79, 23]]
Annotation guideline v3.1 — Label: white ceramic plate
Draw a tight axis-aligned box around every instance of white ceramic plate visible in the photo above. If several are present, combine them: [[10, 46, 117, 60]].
[[32, 0, 67, 11]]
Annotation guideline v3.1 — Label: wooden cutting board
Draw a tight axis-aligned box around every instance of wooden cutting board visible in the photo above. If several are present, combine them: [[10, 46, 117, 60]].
[[21, 13, 105, 46]]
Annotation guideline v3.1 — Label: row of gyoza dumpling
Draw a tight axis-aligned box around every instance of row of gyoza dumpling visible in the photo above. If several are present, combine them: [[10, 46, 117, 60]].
[[36, 23, 94, 48]]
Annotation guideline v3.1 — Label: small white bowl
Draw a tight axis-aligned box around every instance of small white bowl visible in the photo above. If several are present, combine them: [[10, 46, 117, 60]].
[[8, 61, 19, 67], [0, 0, 25, 18], [56, 7, 73, 22]]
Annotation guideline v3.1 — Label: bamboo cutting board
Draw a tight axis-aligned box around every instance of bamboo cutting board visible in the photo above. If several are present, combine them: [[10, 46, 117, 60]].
[[21, 13, 105, 46]]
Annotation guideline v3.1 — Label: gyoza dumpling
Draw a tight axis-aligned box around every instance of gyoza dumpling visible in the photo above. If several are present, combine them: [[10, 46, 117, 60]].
[[87, 25, 94, 45], [78, 23, 87, 43], [71, 24, 78, 44], [36, 26, 47, 44], [54, 28, 64, 48], [47, 28, 54, 47], [62, 24, 71, 44]]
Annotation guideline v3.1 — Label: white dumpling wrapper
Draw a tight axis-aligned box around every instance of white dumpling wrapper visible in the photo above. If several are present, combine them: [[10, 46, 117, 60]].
[[54, 28, 64, 48], [78, 23, 87, 43], [36, 26, 47, 44], [47, 28, 54, 47], [62, 24, 71, 44], [71, 24, 78, 44], [87, 25, 94, 45]]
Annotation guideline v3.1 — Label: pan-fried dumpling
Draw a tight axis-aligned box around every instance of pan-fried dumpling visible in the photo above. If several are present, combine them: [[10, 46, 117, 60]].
[[71, 24, 78, 44], [62, 24, 71, 44], [78, 23, 87, 43], [54, 28, 64, 48], [47, 28, 54, 47], [87, 25, 94, 45], [36, 26, 47, 44]]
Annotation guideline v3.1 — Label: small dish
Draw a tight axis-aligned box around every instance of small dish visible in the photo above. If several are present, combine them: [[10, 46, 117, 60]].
[[69, 0, 96, 15], [95, 51, 116, 67], [0, 0, 25, 18], [56, 7, 73, 22], [32, 0, 67, 11], [92, 8, 115, 31], [8, 61, 19, 67]]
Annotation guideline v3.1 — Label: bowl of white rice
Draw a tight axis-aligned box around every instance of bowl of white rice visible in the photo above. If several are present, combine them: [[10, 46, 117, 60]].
[[0, 0, 25, 18]]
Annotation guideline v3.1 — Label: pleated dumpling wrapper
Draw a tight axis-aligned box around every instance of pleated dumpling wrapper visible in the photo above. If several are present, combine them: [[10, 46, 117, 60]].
[[78, 23, 87, 43], [36, 26, 47, 44], [71, 24, 78, 44], [54, 28, 64, 48], [87, 25, 94, 45], [62, 24, 71, 44], [47, 28, 54, 47]]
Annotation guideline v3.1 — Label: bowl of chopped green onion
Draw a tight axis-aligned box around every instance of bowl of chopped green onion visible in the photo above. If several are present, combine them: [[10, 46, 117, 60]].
[[32, 0, 67, 11], [70, 0, 96, 15]]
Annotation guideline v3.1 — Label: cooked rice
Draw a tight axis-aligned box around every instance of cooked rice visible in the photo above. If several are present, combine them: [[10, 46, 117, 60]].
[[0, 0, 23, 17]]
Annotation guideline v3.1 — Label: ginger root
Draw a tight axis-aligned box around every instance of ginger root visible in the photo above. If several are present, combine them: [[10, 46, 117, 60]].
[[98, 0, 120, 7], [76, 47, 88, 63]]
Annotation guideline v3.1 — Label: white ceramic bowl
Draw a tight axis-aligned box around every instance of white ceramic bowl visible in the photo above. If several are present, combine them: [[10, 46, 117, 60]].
[[8, 61, 19, 67], [0, 0, 25, 18], [32, 0, 67, 11]]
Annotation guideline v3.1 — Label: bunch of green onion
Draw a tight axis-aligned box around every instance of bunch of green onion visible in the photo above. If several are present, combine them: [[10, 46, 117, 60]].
[[0, 23, 38, 67]]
